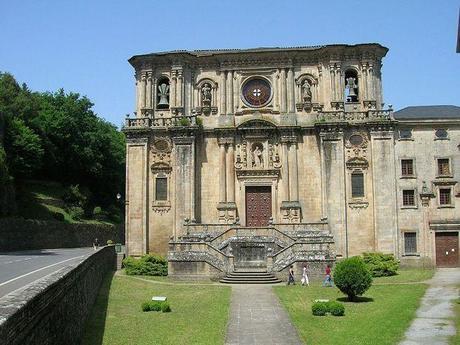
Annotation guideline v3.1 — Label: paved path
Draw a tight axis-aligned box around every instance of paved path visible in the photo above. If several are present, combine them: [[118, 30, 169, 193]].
[[0, 247, 95, 298], [225, 285, 303, 345], [400, 268, 460, 345]]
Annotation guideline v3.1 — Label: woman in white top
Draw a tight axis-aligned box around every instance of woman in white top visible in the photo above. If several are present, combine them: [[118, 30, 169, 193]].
[[301, 264, 309, 286]]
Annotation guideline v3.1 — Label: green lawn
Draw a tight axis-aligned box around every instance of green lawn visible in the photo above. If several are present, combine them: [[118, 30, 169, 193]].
[[373, 268, 434, 284], [450, 296, 460, 345], [274, 272, 430, 345], [82, 273, 232, 345]]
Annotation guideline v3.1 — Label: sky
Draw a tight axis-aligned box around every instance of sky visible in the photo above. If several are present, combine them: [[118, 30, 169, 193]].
[[1, 0, 459, 126]]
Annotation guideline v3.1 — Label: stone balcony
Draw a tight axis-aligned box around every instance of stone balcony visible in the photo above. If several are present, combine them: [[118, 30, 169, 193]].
[[316, 108, 394, 123], [124, 114, 197, 129]]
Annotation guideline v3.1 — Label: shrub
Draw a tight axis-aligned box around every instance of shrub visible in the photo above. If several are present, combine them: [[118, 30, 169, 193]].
[[334, 256, 373, 301], [67, 206, 84, 220], [363, 252, 399, 277], [178, 117, 190, 127], [312, 302, 328, 316], [195, 117, 203, 127], [107, 240, 114, 245], [141, 301, 171, 312], [123, 254, 168, 276], [327, 301, 345, 316]]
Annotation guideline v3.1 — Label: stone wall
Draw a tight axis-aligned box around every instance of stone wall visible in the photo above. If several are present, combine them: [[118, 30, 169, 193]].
[[0, 246, 115, 345], [0, 218, 124, 251]]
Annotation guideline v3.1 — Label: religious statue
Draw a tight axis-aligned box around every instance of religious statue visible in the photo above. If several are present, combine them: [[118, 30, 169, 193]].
[[302, 80, 312, 103], [158, 83, 170, 106], [252, 145, 263, 167], [201, 83, 212, 106]]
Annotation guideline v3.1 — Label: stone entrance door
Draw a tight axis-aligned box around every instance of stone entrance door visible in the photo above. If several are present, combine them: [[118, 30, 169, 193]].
[[435, 232, 459, 267], [245, 186, 272, 227]]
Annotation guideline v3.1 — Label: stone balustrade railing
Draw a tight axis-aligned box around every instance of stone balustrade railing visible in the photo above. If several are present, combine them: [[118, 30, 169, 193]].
[[270, 242, 335, 271], [124, 114, 197, 129], [168, 241, 229, 272], [316, 109, 393, 123]]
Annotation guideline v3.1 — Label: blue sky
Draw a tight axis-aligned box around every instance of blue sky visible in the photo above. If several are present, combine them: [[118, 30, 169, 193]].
[[2, 0, 459, 126]]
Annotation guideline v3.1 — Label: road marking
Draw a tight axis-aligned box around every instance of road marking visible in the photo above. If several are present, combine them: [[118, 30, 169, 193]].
[[0, 255, 86, 287]]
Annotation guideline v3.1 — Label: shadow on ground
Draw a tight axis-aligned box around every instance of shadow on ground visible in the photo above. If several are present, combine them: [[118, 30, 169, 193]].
[[336, 296, 374, 303], [81, 270, 114, 345]]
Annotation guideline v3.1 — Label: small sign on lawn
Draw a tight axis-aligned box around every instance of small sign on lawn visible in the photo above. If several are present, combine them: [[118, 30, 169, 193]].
[[152, 296, 167, 301]]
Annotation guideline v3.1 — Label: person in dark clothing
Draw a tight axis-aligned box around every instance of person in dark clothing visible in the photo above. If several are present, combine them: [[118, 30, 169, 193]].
[[287, 265, 295, 285]]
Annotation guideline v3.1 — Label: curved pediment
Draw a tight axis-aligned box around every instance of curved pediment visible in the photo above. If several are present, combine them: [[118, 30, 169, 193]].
[[237, 118, 277, 131]]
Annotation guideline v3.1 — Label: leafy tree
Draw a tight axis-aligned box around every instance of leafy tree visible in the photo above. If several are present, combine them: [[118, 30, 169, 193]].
[[334, 256, 373, 301]]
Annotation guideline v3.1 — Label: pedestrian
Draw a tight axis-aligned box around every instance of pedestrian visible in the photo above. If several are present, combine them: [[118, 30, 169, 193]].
[[93, 238, 99, 250], [287, 265, 295, 285], [301, 264, 309, 286], [322, 264, 333, 287]]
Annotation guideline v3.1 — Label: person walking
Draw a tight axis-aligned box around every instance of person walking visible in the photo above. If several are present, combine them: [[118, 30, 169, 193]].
[[287, 265, 295, 285], [322, 264, 333, 287], [301, 264, 309, 286], [93, 238, 99, 251]]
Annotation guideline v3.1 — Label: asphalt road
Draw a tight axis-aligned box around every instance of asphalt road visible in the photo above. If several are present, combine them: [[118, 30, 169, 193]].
[[0, 247, 95, 298]]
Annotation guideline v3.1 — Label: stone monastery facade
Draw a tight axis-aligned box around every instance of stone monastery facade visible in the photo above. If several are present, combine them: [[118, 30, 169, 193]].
[[123, 44, 460, 278]]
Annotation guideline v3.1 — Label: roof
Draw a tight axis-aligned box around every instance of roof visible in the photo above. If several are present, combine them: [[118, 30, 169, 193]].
[[128, 43, 388, 65], [394, 105, 460, 120]]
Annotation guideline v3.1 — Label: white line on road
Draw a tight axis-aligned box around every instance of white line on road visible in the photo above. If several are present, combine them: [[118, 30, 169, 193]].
[[0, 255, 86, 287]]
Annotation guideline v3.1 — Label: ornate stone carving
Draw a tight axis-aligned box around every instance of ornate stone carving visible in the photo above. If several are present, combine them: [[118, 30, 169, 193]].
[[345, 131, 369, 158], [151, 137, 172, 166], [251, 143, 263, 167]]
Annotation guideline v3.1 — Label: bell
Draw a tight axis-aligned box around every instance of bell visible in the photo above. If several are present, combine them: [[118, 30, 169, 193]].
[[158, 83, 170, 106], [348, 86, 357, 97]]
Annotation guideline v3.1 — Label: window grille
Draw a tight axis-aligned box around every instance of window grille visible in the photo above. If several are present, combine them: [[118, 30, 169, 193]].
[[401, 159, 414, 176], [404, 232, 417, 254], [403, 190, 415, 206], [155, 177, 168, 201], [351, 172, 364, 198], [437, 159, 450, 176], [439, 188, 451, 205]]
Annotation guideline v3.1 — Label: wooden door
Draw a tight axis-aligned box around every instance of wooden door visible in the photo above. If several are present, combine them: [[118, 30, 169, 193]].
[[245, 186, 272, 227], [435, 232, 459, 267]]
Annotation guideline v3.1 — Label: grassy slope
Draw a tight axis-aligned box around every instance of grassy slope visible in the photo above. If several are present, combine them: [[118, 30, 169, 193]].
[[274, 269, 433, 345], [82, 273, 232, 345], [16, 180, 114, 225]]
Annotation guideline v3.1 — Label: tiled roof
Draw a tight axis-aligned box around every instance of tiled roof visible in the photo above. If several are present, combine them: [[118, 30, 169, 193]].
[[394, 105, 460, 119]]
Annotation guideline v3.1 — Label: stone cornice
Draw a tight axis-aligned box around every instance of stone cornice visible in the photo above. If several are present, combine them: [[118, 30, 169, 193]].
[[129, 44, 388, 71]]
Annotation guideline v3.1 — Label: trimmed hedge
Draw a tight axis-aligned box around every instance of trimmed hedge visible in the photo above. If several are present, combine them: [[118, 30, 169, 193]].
[[123, 254, 168, 276], [363, 252, 399, 277], [334, 256, 373, 301], [141, 300, 171, 313], [312, 301, 345, 316]]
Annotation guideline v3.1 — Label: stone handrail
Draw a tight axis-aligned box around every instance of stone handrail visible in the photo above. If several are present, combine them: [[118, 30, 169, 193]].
[[124, 114, 197, 129], [271, 242, 335, 271], [316, 109, 393, 123], [168, 241, 229, 272]]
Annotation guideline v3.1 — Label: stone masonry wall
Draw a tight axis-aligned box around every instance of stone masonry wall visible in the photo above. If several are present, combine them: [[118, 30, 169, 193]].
[[0, 246, 115, 345], [0, 218, 124, 251]]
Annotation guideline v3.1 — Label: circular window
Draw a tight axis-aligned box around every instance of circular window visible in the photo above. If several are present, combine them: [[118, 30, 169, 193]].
[[349, 134, 364, 146], [435, 129, 448, 139], [241, 78, 272, 108]]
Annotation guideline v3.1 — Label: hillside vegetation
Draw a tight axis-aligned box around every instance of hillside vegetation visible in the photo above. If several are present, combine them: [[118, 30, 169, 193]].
[[0, 72, 125, 220]]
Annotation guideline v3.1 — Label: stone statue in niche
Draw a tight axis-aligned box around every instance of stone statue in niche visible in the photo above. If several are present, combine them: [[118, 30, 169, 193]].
[[252, 144, 263, 168], [201, 83, 212, 106], [158, 83, 170, 106], [302, 80, 312, 103]]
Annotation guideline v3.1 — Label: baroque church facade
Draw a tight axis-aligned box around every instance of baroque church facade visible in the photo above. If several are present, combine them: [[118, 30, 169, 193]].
[[123, 44, 459, 278]]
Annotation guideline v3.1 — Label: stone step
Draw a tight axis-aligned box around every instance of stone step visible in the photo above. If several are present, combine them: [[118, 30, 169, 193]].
[[220, 271, 282, 284]]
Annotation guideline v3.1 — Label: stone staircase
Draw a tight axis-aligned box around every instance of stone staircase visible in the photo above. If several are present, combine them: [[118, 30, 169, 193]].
[[220, 271, 282, 284]]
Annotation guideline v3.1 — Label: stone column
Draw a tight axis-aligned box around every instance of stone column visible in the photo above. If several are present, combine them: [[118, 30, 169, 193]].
[[135, 73, 140, 116], [140, 72, 146, 110], [280, 68, 287, 113], [289, 142, 299, 201], [220, 71, 227, 115], [171, 71, 177, 108], [227, 70, 233, 114], [227, 142, 235, 203], [281, 141, 290, 201], [219, 142, 227, 202], [287, 68, 295, 113], [177, 70, 183, 108], [153, 77, 158, 111], [146, 72, 152, 109]]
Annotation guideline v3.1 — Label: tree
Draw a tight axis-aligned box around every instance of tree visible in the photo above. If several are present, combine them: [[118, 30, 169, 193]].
[[334, 256, 373, 301]]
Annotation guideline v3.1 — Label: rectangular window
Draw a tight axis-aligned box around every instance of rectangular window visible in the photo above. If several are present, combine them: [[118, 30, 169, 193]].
[[439, 188, 451, 205], [437, 158, 450, 176], [402, 190, 415, 206], [351, 172, 364, 198], [404, 232, 417, 254], [155, 177, 167, 201], [401, 159, 414, 176]]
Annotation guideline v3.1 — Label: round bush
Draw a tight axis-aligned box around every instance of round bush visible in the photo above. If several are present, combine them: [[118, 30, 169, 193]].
[[312, 302, 328, 316], [161, 302, 171, 313], [328, 301, 345, 316], [334, 256, 373, 301]]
